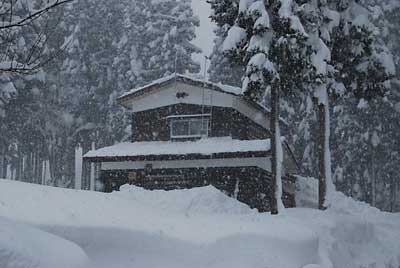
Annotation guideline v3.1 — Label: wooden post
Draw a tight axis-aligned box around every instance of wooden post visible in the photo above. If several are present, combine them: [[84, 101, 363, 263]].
[[90, 142, 95, 191]]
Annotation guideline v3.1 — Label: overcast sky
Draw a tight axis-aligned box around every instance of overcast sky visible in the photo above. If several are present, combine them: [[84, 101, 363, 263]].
[[191, 0, 216, 78]]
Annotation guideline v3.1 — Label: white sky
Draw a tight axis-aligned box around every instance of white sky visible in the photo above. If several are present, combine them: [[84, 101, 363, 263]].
[[191, 0, 217, 77]]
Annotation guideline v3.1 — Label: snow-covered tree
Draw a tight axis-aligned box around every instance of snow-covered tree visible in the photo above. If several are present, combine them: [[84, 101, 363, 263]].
[[331, 0, 399, 211], [208, 0, 243, 86], [332, 93, 399, 210], [0, 0, 72, 181], [211, 0, 396, 212], [1, 0, 202, 186], [222, 0, 314, 214], [130, 0, 201, 83], [0, 0, 71, 114], [297, 0, 394, 209]]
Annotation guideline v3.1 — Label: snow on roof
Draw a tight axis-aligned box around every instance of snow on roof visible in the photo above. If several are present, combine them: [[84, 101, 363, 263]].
[[118, 73, 242, 100], [84, 137, 270, 158]]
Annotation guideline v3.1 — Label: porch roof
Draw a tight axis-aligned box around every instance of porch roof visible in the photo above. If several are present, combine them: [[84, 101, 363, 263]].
[[84, 137, 271, 161]]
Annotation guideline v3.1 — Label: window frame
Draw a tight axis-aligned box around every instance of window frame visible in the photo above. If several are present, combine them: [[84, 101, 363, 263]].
[[169, 115, 210, 139]]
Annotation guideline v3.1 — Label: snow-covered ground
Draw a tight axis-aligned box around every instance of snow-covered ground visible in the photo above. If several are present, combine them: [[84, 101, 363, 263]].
[[0, 178, 399, 268], [0, 217, 89, 268]]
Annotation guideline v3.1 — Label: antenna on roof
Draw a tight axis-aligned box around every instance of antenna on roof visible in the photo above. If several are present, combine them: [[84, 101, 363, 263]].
[[206, 56, 214, 137], [203, 56, 208, 83], [201, 56, 213, 138], [201, 56, 207, 130], [174, 50, 179, 100], [174, 50, 178, 77]]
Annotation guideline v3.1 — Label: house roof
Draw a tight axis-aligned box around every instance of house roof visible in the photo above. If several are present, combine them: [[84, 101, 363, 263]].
[[117, 73, 242, 102], [84, 137, 271, 160], [116, 73, 271, 116], [84, 137, 300, 174]]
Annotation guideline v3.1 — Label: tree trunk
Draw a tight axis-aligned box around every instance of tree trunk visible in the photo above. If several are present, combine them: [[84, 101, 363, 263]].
[[394, 181, 398, 212], [0, 146, 4, 178], [389, 178, 393, 212], [16, 153, 21, 181], [316, 100, 327, 210], [270, 85, 280, 215], [372, 163, 376, 207]]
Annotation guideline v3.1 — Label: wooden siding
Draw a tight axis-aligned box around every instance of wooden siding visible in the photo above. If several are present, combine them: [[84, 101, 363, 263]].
[[100, 166, 295, 212], [131, 103, 269, 142]]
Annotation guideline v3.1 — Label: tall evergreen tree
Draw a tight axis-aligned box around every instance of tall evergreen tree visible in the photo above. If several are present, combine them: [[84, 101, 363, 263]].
[[208, 0, 243, 86], [295, 0, 393, 209], [331, 0, 399, 211], [0, 0, 71, 183], [130, 0, 201, 83], [222, 0, 313, 214], [211, 0, 396, 211]]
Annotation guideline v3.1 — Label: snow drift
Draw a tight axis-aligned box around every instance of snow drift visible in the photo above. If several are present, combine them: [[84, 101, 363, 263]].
[[0, 217, 89, 268], [0, 178, 399, 268]]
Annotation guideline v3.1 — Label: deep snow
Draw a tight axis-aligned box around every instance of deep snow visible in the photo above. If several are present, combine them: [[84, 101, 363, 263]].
[[0, 178, 399, 268], [0, 217, 89, 268]]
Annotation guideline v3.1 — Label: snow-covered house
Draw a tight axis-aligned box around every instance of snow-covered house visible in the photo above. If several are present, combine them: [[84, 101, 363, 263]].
[[84, 74, 300, 211]]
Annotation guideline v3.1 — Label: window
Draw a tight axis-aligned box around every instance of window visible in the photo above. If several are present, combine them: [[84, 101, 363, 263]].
[[170, 116, 209, 138]]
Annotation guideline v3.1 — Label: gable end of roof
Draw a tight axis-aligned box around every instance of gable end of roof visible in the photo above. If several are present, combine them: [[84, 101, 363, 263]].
[[117, 74, 241, 104]]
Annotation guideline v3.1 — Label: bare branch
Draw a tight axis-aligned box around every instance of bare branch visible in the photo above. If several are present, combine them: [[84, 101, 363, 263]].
[[0, 41, 66, 75], [0, 0, 73, 74], [0, 0, 73, 30]]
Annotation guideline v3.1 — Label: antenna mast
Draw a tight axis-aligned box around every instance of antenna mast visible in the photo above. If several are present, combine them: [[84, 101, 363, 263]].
[[201, 57, 207, 138], [201, 56, 213, 138], [174, 50, 179, 98], [207, 56, 214, 137]]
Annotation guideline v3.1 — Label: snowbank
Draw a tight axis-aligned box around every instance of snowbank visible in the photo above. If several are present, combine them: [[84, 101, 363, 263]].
[[0, 217, 89, 268], [0, 179, 399, 268], [0, 179, 317, 268], [295, 176, 400, 268], [118, 184, 253, 215]]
